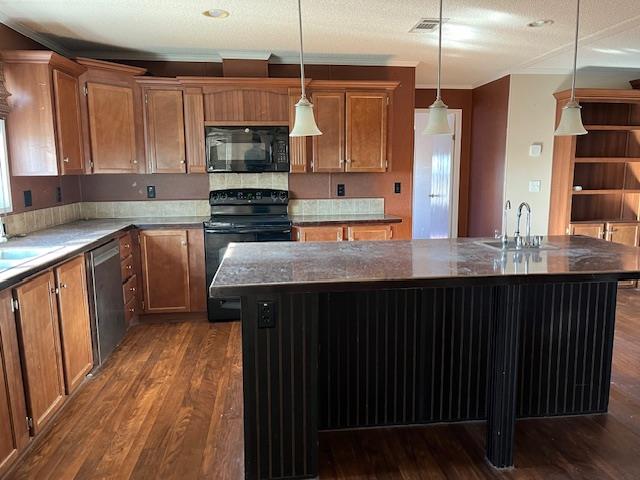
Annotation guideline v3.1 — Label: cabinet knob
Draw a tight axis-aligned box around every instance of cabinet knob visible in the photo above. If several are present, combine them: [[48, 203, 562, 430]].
[[132, 159, 138, 164], [59, 283, 68, 289], [130, 287, 136, 293], [63, 157, 70, 163], [181, 240, 187, 246], [126, 265, 132, 270], [180, 160, 186, 165], [124, 243, 130, 248]]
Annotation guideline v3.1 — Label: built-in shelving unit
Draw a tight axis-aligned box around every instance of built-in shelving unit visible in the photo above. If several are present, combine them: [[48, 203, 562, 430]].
[[549, 89, 640, 232]]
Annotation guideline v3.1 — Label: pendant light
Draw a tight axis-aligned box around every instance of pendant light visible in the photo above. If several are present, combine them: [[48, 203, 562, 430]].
[[554, 0, 587, 136], [424, 0, 452, 135], [290, 0, 322, 137]]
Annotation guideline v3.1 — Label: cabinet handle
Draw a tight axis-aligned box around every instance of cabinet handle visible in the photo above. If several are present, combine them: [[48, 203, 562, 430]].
[[180, 160, 186, 165], [63, 157, 70, 163], [59, 283, 68, 289], [130, 287, 136, 293], [126, 265, 133, 270], [181, 240, 187, 246], [132, 159, 138, 164]]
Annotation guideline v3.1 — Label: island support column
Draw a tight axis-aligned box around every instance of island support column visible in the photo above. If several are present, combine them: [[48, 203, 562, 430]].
[[486, 284, 523, 468]]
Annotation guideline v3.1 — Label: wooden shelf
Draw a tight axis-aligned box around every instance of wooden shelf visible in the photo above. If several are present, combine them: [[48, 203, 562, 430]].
[[584, 125, 640, 131], [575, 157, 640, 163]]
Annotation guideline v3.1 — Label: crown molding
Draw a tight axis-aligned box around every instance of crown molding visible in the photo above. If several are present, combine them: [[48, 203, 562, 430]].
[[0, 13, 71, 56], [72, 50, 223, 63], [271, 54, 419, 68], [218, 51, 272, 61]]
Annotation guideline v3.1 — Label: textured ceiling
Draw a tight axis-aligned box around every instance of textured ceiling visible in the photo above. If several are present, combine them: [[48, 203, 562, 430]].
[[0, 0, 639, 87]]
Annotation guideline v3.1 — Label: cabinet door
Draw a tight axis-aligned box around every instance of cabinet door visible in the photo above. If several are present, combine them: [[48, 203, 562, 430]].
[[87, 82, 138, 173], [345, 91, 388, 172], [187, 229, 206, 313], [0, 290, 29, 478], [55, 256, 93, 394], [52, 69, 85, 175], [14, 272, 66, 435], [347, 224, 392, 241], [606, 223, 639, 246], [570, 223, 604, 239], [184, 89, 206, 173], [312, 91, 345, 172], [295, 226, 344, 242], [145, 89, 187, 173], [140, 230, 190, 313], [289, 91, 308, 173]]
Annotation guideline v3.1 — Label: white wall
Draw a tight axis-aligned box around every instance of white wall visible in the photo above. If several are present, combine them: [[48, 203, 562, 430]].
[[502, 70, 640, 235]]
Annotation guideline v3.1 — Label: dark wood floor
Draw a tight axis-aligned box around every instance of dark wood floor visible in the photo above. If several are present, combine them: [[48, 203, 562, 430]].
[[7, 291, 640, 479]]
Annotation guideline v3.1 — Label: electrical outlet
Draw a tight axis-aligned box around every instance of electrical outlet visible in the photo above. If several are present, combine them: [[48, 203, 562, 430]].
[[394, 182, 401, 194], [23, 190, 32, 208], [337, 184, 345, 197], [147, 185, 156, 199], [528, 180, 541, 193], [257, 301, 276, 328]]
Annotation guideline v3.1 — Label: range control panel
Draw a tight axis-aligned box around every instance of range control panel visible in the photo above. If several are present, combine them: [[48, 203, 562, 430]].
[[209, 188, 289, 205]]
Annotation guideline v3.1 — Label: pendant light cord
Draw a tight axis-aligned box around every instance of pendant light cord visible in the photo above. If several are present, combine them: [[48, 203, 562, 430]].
[[297, 0, 307, 99], [570, 0, 580, 102], [436, 0, 443, 101]]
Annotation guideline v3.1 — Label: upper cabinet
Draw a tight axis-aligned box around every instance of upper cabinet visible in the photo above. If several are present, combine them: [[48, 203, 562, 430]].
[[76, 58, 147, 174], [1, 51, 86, 176], [291, 81, 398, 174]]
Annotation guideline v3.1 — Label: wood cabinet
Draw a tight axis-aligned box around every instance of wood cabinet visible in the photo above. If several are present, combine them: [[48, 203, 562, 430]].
[[289, 89, 308, 173], [14, 272, 66, 435], [0, 290, 29, 477], [54, 256, 93, 394], [142, 87, 187, 173], [345, 91, 389, 172], [52, 69, 85, 174], [606, 222, 640, 246], [183, 88, 206, 173], [140, 229, 206, 313], [312, 91, 345, 172], [294, 226, 344, 242], [347, 224, 392, 241], [1, 51, 86, 176], [570, 222, 605, 239], [86, 82, 138, 173], [119, 231, 140, 325], [140, 229, 189, 313]]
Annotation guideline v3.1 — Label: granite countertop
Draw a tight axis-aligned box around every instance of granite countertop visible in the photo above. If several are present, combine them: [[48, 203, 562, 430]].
[[0, 217, 208, 290], [290, 214, 402, 226], [210, 235, 640, 296]]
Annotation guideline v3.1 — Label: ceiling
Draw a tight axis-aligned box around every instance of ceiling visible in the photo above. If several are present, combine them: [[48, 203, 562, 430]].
[[1, 0, 639, 87]]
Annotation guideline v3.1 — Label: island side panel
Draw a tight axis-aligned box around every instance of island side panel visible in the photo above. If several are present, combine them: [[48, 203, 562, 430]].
[[241, 294, 319, 480]]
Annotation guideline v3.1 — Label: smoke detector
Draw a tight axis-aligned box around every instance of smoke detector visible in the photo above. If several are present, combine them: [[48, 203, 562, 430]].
[[409, 18, 449, 33]]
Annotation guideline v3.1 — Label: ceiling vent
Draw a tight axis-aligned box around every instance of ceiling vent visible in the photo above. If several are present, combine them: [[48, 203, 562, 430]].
[[409, 18, 448, 33]]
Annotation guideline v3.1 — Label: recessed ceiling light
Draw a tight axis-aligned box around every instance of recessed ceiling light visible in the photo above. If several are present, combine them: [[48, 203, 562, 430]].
[[203, 9, 230, 19], [527, 19, 554, 28]]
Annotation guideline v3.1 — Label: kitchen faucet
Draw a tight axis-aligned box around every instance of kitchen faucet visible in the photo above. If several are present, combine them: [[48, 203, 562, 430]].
[[514, 202, 532, 248], [0, 218, 7, 243], [500, 200, 511, 248]]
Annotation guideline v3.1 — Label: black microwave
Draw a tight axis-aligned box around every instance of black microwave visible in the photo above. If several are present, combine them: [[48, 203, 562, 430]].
[[205, 126, 290, 173]]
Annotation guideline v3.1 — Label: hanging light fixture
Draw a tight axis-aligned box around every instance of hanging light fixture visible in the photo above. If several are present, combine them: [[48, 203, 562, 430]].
[[424, 0, 452, 135], [290, 0, 322, 137], [554, 0, 587, 136]]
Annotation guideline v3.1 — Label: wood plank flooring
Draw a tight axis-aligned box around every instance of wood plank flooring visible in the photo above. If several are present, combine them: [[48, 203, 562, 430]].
[[6, 290, 640, 479]]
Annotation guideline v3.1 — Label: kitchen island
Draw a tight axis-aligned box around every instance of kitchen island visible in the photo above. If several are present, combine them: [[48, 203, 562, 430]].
[[209, 236, 640, 480]]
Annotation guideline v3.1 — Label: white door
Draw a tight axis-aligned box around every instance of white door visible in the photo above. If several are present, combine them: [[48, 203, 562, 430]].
[[412, 109, 462, 239]]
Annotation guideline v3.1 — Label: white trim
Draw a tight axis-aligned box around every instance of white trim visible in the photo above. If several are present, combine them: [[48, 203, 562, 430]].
[[270, 54, 419, 67], [218, 51, 272, 61], [0, 119, 12, 214], [74, 50, 224, 63]]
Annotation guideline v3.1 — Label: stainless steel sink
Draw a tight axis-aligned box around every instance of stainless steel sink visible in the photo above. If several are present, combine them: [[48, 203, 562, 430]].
[[477, 240, 558, 252]]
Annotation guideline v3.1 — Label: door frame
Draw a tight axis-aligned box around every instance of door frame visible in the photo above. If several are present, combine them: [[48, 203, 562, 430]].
[[413, 108, 463, 238]]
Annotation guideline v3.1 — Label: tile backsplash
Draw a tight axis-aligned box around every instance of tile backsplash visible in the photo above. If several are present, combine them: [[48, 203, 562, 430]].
[[209, 173, 288, 190], [288, 198, 384, 216], [1, 203, 83, 236], [80, 200, 210, 219]]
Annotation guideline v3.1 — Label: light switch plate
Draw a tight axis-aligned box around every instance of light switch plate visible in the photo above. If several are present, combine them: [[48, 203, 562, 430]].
[[529, 143, 543, 157], [529, 180, 541, 193]]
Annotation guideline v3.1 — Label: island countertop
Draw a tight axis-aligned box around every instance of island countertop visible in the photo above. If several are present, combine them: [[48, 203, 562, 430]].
[[210, 235, 640, 296]]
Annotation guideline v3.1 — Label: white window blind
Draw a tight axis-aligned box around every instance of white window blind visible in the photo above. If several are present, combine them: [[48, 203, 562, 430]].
[[0, 119, 11, 214]]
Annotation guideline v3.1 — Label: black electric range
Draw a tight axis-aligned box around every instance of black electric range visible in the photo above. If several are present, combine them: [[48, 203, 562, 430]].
[[204, 188, 291, 322]]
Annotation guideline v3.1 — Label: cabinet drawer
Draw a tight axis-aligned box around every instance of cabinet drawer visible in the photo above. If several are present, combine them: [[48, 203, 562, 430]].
[[119, 233, 133, 260], [124, 296, 136, 325], [123, 274, 137, 305], [121, 255, 134, 281]]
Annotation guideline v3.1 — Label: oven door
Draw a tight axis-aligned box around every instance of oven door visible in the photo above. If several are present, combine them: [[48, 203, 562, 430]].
[[205, 228, 291, 322], [205, 126, 289, 173]]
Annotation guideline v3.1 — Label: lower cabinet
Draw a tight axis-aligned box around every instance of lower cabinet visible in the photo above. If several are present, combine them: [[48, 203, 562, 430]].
[[569, 222, 605, 239], [294, 224, 394, 242], [14, 271, 66, 435], [55, 256, 93, 394], [139, 228, 205, 314], [0, 289, 29, 477]]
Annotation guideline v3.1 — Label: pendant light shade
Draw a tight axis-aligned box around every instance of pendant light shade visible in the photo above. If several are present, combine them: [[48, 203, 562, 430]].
[[555, 100, 587, 136], [424, 0, 452, 136], [290, 0, 322, 137], [554, 0, 587, 136]]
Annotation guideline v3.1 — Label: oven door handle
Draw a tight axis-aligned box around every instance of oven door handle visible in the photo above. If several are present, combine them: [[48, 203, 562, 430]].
[[205, 227, 292, 234]]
